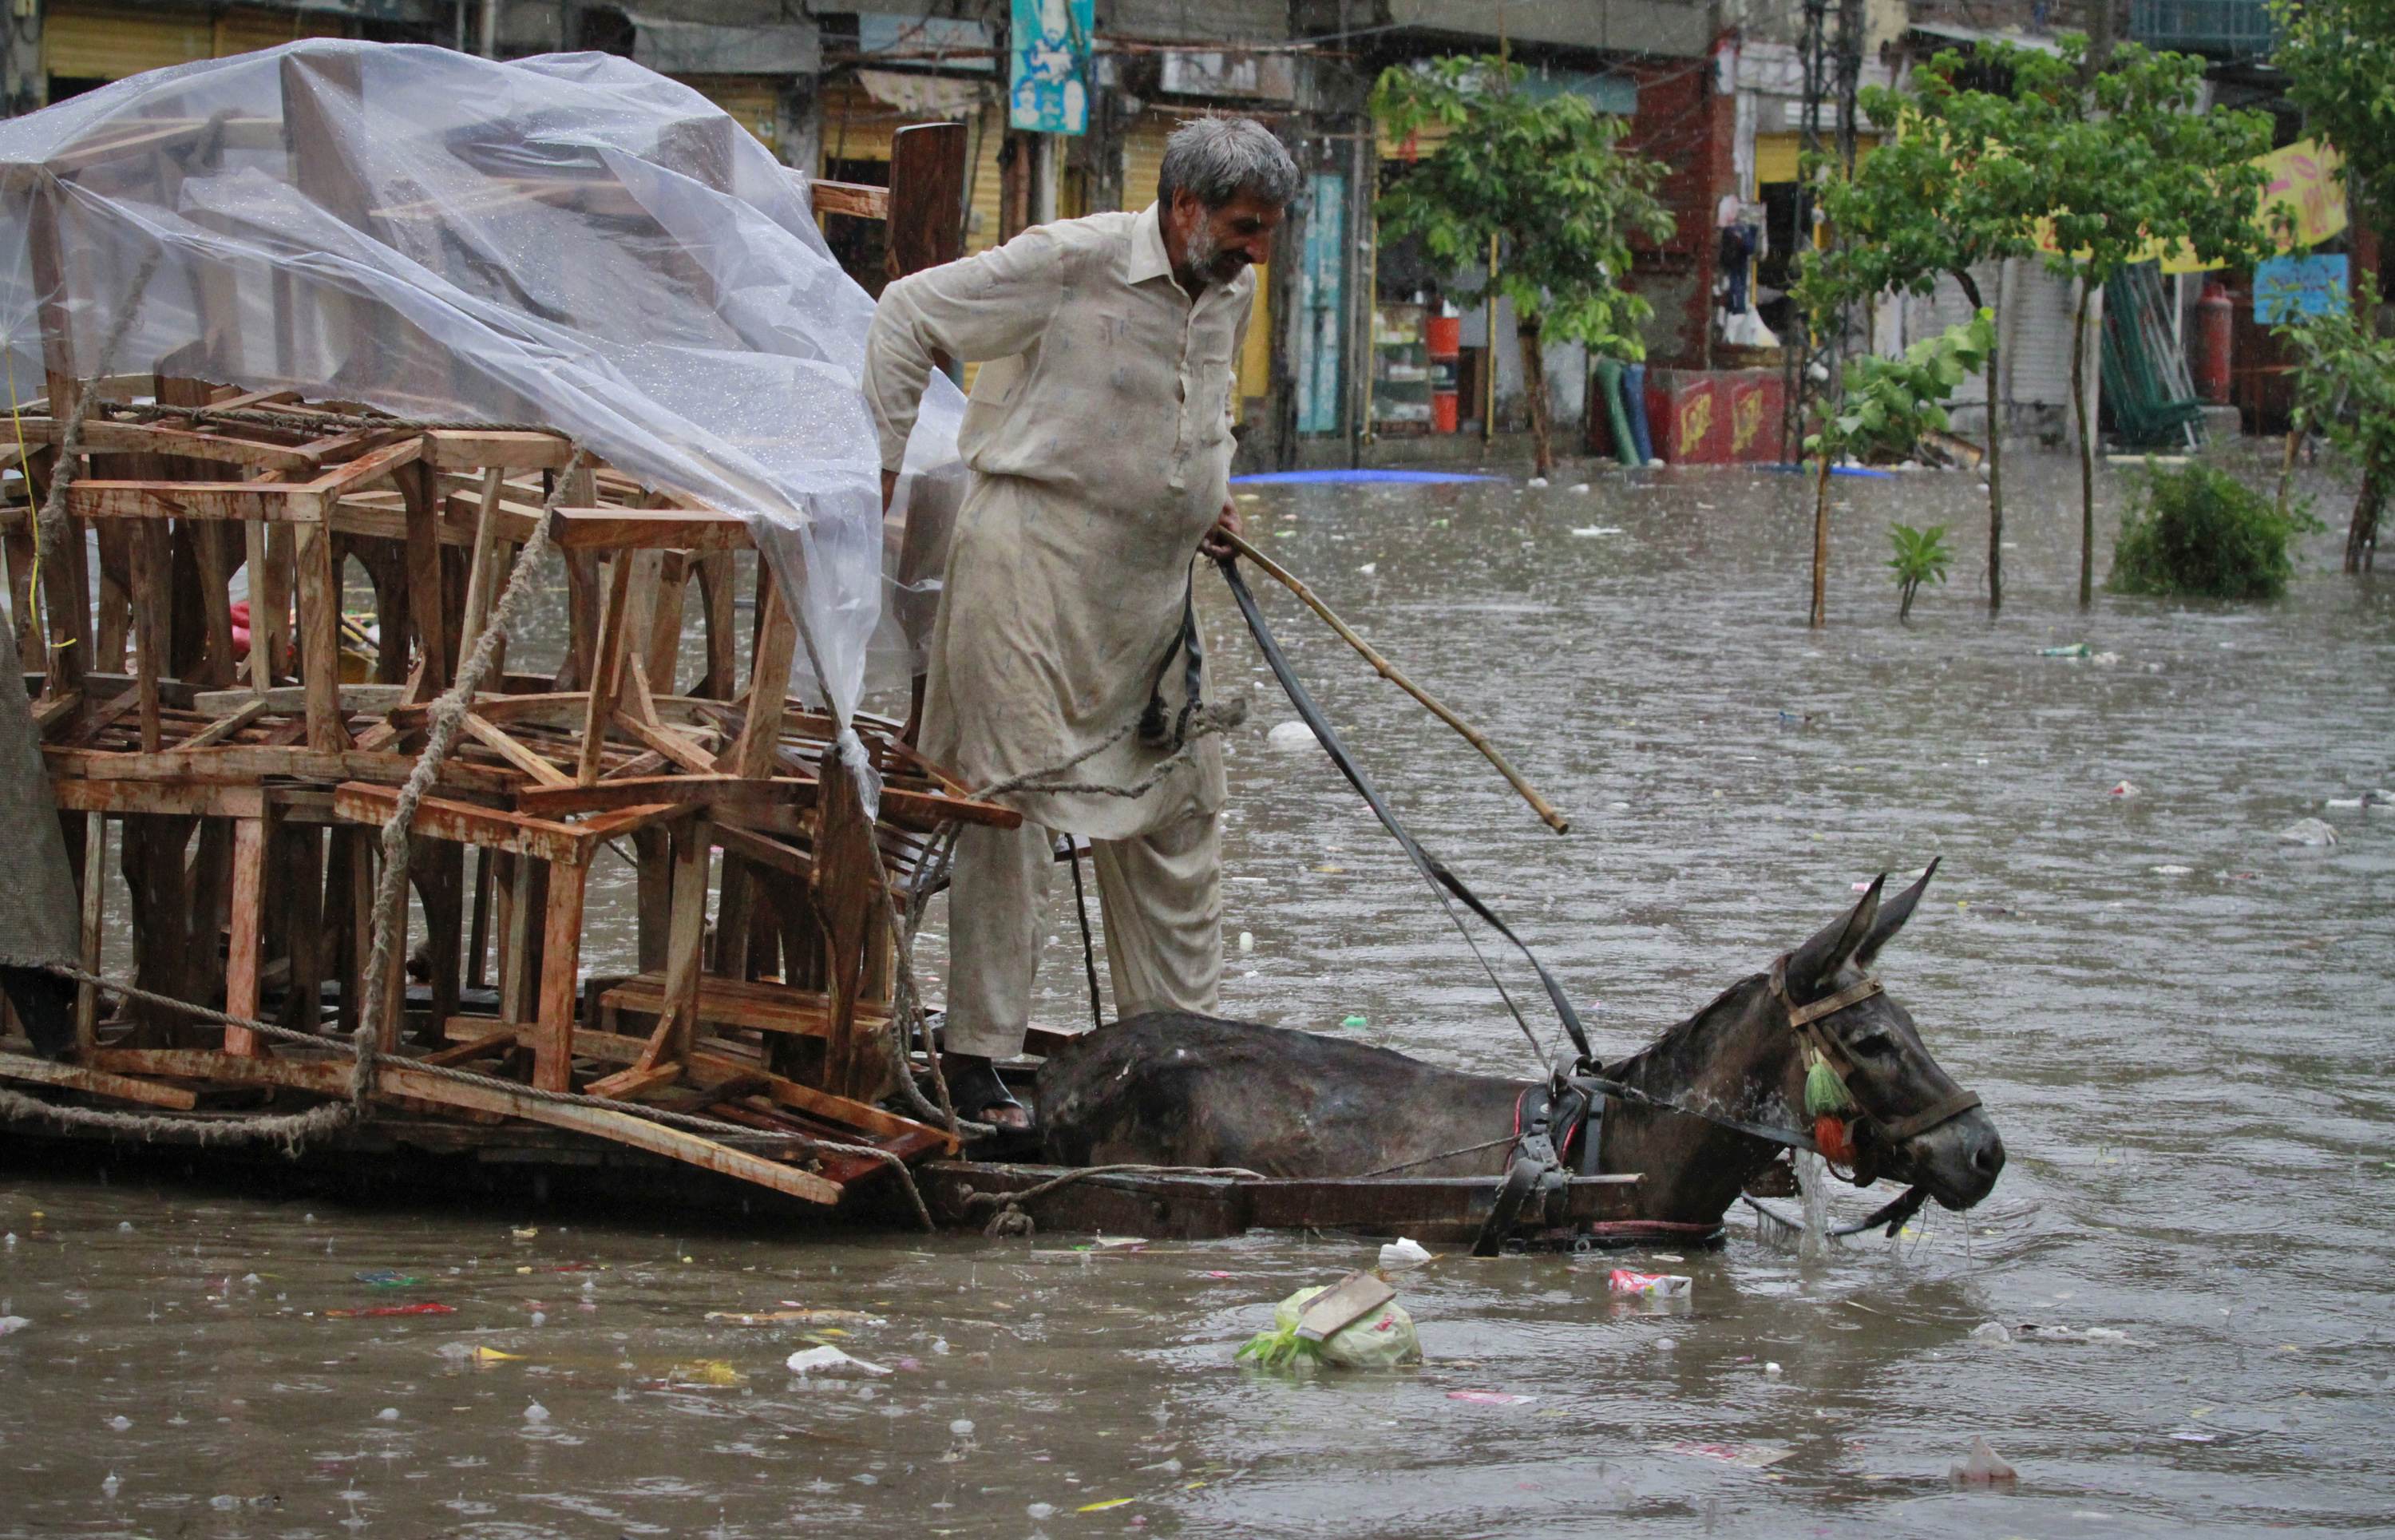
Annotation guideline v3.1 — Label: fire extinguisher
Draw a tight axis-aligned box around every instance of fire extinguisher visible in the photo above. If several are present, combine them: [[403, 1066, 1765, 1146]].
[[2195, 279, 2234, 405]]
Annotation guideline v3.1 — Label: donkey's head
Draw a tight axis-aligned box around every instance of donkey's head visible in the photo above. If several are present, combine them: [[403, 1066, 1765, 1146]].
[[1776, 860, 2005, 1210]]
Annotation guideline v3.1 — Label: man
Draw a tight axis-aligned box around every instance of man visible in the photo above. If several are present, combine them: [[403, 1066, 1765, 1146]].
[[0, 651, 83, 1060], [865, 117, 1297, 1129]]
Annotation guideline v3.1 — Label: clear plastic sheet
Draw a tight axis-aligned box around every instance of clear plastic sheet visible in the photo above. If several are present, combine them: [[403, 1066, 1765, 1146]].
[[0, 40, 968, 729]]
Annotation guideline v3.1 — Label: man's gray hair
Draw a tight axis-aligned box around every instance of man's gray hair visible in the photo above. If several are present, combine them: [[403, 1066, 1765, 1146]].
[[1157, 117, 1300, 211]]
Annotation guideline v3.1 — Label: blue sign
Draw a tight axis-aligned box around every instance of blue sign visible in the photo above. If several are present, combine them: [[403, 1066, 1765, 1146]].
[[2255, 254, 2349, 323], [1009, 0, 1092, 135]]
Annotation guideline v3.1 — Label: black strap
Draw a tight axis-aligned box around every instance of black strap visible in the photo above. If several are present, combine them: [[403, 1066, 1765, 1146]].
[[1216, 556, 1593, 1067], [1140, 566, 1205, 750]]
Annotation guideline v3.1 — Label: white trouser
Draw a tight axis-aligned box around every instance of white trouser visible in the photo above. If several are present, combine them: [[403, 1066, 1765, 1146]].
[[943, 809, 1221, 1059]]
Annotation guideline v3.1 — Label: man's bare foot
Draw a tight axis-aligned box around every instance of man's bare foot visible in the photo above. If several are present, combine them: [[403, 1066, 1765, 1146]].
[[943, 1053, 1033, 1133]]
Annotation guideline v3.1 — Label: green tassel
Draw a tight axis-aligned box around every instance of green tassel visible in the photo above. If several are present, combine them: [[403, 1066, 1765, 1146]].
[[1805, 1051, 1854, 1117]]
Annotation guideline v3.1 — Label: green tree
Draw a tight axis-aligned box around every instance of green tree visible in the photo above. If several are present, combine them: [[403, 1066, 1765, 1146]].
[[1803, 311, 1996, 626], [1799, 44, 2062, 616], [2270, 0, 2395, 567], [1372, 56, 1676, 477], [1887, 522, 1956, 623], [2270, 0, 2395, 237], [2279, 271, 2395, 571], [2035, 38, 2275, 608]]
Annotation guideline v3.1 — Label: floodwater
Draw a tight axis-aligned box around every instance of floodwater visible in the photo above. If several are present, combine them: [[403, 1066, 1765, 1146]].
[[6, 449, 2392, 1537]]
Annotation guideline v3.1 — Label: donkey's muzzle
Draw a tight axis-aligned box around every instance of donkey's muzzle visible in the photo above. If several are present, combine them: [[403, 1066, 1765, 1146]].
[[1906, 1107, 2005, 1209]]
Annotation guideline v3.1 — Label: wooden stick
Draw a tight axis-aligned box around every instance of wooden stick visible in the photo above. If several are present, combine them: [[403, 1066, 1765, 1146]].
[[1220, 530, 1570, 834]]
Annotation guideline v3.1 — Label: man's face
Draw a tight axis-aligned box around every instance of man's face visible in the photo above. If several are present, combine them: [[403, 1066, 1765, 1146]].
[[1170, 188, 1284, 288]]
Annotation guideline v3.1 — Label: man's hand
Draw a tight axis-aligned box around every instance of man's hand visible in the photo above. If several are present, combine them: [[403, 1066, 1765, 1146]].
[[1201, 498, 1242, 561]]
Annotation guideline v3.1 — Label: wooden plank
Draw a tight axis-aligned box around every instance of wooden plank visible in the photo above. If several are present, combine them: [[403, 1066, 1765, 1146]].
[[576, 554, 636, 784], [125, 524, 166, 751], [685, 1048, 957, 1154], [191, 683, 405, 717], [810, 179, 891, 220], [292, 518, 350, 752], [639, 816, 711, 1070], [174, 696, 268, 750], [612, 711, 717, 775], [50, 778, 264, 818], [532, 859, 584, 1093], [67, 481, 325, 521], [0, 1051, 196, 1110], [303, 434, 423, 498], [597, 972, 889, 1041], [585, 1062, 682, 1101], [12, 416, 320, 471], [711, 820, 810, 883], [460, 712, 573, 787], [382, 1061, 841, 1205], [456, 467, 509, 661], [396, 459, 448, 703], [726, 585, 796, 779], [422, 1026, 517, 1067], [83, 1047, 844, 1205], [332, 782, 591, 865], [223, 815, 270, 1056], [423, 430, 575, 471], [548, 508, 753, 552], [49, 746, 511, 795], [73, 813, 105, 1052]]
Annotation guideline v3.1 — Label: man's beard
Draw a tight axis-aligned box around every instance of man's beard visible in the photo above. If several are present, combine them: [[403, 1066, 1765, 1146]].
[[1182, 225, 1248, 287]]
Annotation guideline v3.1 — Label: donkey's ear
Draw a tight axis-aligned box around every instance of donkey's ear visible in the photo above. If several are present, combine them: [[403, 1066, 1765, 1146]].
[[1854, 857, 1939, 969], [1789, 873, 1884, 991]]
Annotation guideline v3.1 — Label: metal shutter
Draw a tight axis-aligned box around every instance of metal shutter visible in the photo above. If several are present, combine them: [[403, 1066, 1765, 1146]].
[[44, 2, 212, 81]]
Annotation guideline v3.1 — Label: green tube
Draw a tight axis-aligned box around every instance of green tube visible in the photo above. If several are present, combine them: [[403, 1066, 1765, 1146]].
[[1595, 358, 1639, 469]]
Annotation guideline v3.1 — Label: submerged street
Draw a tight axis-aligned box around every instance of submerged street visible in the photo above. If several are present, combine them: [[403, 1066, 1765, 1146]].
[[4, 450, 2389, 1537]]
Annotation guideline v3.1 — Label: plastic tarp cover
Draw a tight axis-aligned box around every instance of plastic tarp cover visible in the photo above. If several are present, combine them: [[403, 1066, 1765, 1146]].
[[0, 40, 968, 741]]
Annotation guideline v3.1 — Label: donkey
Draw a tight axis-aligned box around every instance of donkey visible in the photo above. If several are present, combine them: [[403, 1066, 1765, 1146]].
[[1035, 865, 2005, 1230]]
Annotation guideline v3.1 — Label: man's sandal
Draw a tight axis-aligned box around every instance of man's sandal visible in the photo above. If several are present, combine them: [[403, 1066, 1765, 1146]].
[[944, 1055, 1034, 1134]]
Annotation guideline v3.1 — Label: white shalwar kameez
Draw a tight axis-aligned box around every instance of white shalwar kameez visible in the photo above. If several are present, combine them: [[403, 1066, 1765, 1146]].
[[865, 202, 1252, 1059]]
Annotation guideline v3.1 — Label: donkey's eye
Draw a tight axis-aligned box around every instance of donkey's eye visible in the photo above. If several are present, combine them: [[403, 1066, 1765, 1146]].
[[1851, 1031, 1894, 1057]]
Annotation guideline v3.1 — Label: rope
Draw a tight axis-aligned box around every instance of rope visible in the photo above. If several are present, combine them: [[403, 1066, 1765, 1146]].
[[125, 400, 558, 437], [959, 1162, 1264, 1238], [0, 1019, 375, 1156], [1348, 1133, 1518, 1178], [38, 968, 935, 1231], [358, 448, 585, 1056]]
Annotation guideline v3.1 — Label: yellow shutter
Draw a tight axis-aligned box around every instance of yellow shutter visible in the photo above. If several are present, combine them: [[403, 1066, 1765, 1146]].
[[1755, 131, 1878, 187], [817, 79, 899, 163], [963, 103, 1004, 255], [1240, 267, 1270, 405], [679, 75, 782, 156], [45, 2, 212, 81], [1122, 111, 1172, 213], [212, 5, 347, 59], [1375, 114, 1452, 164]]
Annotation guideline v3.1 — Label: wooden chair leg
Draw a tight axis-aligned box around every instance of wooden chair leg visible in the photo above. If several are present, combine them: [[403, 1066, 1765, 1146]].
[[74, 813, 105, 1052], [224, 813, 271, 1056], [532, 857, 586, 1093]]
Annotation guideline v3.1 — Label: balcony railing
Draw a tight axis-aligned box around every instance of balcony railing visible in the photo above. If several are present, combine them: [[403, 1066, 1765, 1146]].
[[2128, 0, 2279, 59]]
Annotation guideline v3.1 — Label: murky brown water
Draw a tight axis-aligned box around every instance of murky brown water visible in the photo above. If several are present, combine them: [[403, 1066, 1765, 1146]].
[[7, 449, 2392, 1536]]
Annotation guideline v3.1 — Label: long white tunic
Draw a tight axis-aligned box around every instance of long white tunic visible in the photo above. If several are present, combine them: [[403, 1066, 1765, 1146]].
[[865, 203, 1252, 838]]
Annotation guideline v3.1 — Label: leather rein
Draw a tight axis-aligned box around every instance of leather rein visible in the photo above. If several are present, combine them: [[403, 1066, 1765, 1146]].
[[1765, 955, 1984, 1145], [1471, 957, 1982, 1253]]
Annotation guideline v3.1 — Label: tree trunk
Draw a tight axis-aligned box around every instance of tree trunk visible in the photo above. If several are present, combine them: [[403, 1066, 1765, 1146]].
[[2072, 276, 2096, 608], [1517, 316, 1554, 478], [1810, 449, 1833, 628], [1953, 267, 2004, 615], [2349, 465, 2383, 575]]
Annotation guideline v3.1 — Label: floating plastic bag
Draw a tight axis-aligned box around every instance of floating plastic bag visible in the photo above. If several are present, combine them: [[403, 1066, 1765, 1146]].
[[1236, 1285, 1421, 1370]]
